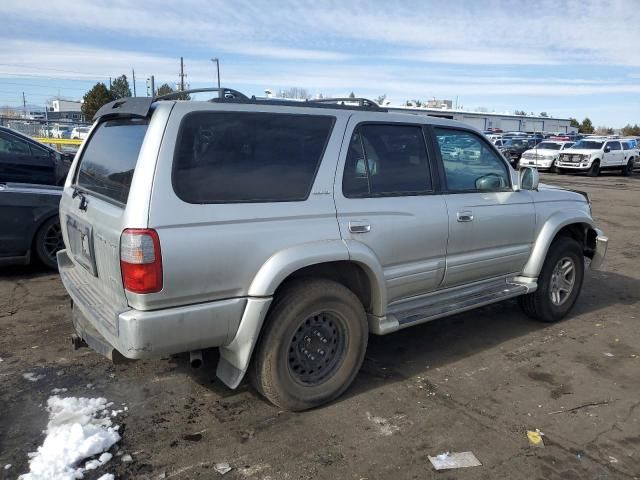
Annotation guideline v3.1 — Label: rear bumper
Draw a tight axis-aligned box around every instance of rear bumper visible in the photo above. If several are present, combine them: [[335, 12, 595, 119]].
[[58, 249, 248, 359], [590, 229, 608, 270]]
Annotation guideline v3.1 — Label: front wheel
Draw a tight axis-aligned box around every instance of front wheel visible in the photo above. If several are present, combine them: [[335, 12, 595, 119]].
[[588, 160, 600, 177], [250, 279, 368, 411], [549, 160, 558, 173], [518, 236, 584, 323], [622, 159, 634, 177]]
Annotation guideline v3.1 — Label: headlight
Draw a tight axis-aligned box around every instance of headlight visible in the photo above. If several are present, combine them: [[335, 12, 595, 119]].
[[582, 154, 591, 160]]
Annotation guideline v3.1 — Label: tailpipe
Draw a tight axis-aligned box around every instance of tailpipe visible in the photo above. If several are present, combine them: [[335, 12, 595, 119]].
[[190, 350, 203, 368]]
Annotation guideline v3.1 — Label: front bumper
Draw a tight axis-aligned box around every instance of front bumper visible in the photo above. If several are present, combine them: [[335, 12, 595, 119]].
[[520, 159, 554, 169], [590, 229, 608, 270], [58, 249, 248, 360], [557, 161, 590, 170]]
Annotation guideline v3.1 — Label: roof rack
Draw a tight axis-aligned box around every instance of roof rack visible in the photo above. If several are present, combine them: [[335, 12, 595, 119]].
[[154, 87, 249, 101], [307, 97, 382, 110]]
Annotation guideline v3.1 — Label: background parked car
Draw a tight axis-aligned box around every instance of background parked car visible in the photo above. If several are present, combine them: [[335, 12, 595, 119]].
[[51, 125, 72, 139], [519, 141, 574, 172], [499, 137, 536, 167], [71, 127, 90, 140], [557, 139, 634, 176], [0, 182, 63, 269], [0, 126, 73, 185]]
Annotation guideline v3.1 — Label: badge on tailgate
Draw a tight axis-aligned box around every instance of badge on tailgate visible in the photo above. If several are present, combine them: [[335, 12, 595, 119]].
[[66, 215, 97, 276]]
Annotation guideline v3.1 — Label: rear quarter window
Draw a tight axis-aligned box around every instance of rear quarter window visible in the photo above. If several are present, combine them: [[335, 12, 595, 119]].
[[76, 118, 149, 204], [172, 111, 334, 203]]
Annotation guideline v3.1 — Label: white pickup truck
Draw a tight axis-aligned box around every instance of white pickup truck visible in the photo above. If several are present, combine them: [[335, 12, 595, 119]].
[[557, 138, 635, 177]]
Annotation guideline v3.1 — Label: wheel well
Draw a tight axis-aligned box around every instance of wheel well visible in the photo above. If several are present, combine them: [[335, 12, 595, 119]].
[[555, 223, 596, 259], [275, 261, 373, 313]]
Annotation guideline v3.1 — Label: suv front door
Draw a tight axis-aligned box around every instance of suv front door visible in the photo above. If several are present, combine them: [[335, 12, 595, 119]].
[[432, 127, 536, 287], [334, 118, 449, 304]]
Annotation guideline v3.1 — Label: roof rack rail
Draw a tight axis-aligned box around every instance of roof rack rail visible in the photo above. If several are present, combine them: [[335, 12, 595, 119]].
[[307, 97, 382, 110], [154, 87, 249, 101]]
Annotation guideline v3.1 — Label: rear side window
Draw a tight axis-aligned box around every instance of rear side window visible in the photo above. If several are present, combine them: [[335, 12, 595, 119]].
[[76, 118, 149, 204], [173, 111, 334, 203], [343, 124, 432, 197]]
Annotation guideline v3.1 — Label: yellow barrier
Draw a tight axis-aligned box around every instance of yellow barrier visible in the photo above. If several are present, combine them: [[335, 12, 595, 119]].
[[34, 137, 83, 151]]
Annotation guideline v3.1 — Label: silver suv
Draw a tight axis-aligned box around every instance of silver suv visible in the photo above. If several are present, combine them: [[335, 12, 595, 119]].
[[58, 89, 608, 411]]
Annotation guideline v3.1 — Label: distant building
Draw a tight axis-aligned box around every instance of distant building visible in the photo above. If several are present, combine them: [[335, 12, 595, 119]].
[[47, 99, 85, 122], [426, 98, 453, 109], [387, 106, 576, 134]]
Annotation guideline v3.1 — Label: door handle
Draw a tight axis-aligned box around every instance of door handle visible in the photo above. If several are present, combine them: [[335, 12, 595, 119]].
[[349, 222, 371, 234], [457, 211, 474, 222]]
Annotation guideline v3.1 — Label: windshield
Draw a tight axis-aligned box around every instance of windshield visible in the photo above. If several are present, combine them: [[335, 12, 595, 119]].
[[571, 140, 603, 150], [535, 142, 561, 150]]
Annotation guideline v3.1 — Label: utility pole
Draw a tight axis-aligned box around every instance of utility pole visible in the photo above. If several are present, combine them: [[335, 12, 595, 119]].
[[22, 92, 26, 117], [109, 77, 112, 89], [179, 57, 186, 92], [132, 69, 136, 97], [211, 58, 220, 88], [151, 75, 155, 97]]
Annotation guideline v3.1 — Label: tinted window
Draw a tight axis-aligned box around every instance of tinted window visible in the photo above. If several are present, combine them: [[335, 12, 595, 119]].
[[536, 142, 562, 150], [343, 124, 432, 197], [607, 141, 621, 151], [434, 128, 510, 192], [0, 131, 31, 155], [30, 144, 50, 159], [76, 118, 149, 204], [173, 112, 333, 203], [622, 142, 631, 150]]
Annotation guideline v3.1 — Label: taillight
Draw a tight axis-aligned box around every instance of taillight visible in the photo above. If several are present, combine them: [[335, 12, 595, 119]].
[[120, 229, 162, 294]]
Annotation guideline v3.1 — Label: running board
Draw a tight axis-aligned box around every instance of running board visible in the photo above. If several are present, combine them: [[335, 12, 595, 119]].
[[370, 278, 536, 335]]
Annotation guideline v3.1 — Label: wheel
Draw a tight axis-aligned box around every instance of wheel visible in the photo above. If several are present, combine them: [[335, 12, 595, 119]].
[[549, 160, 558, 174], [518, 236, 584, 323], [250, 278, 368, 411], [587, 160, 600, 177], [556, 168, 565, 175], [622, 159, 634, 177], [34, 216, 64, 270]]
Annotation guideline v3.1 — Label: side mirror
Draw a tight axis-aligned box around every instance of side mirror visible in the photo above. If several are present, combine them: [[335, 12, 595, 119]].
[[604, 146, 611, 153], [519, 166, 539, 191]]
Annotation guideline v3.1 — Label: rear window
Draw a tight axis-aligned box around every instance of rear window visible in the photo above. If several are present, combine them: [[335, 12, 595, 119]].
[[173, 111, 334, 203], [76, 118, 148, 203]]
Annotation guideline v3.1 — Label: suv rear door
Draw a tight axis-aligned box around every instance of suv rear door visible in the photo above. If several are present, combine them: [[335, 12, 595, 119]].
[[59, 108, 168, 334], [603, 141, 623, 167], [431, 126, 535, 287], [334, 115, 449, 304]]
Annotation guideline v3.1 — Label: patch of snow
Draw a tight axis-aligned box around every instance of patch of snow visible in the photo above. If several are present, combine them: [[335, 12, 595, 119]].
[[96, 475, 114, 480], [5, 464, 12, 469], [23, 372, 45, 382], [51, 388, 68, 394], [365, 412, 400, 436], [0, 357, 4, 362], [214, 463, 232, 475], [121, 454, 133, 463], [18, 396, 122, 480]]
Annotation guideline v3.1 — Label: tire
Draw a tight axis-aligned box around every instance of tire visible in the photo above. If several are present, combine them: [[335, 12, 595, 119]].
[[518, 236, 584, 323], [549, 160, 558, 174], [556, 168, 565, 175], [250, 278, 368, 411], [587, 160, 600, 177], [622, 159, 634, 177], [34, 216, 63, 270]]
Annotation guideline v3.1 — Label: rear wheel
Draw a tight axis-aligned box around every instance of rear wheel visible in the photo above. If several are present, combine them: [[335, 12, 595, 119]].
[[622, 158, 634, 177], [587, 160, 600, 177], [250, 279, 368, 411], [518, 236, 584, 323], [34, 216, 63, 270]]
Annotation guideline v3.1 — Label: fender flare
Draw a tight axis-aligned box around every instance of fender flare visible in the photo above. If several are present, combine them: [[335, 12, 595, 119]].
[[217, 240, 388, 389], [521, 210, 596, 277]]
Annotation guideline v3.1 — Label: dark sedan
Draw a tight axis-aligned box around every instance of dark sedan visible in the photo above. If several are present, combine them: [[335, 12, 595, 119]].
[[0, 127, 73, 269], [499, 138, 536, 167], [0, 125, 73, 185]]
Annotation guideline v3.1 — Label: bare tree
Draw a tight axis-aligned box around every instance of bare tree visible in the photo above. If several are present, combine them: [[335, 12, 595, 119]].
[[375, 94, 387, 105]]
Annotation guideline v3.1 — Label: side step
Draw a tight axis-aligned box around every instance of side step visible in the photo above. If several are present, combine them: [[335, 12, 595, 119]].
[[371, 278, 535, 335]]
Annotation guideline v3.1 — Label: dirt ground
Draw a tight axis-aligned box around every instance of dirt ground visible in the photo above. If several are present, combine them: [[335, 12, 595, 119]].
[[1, 172, 639, 480]]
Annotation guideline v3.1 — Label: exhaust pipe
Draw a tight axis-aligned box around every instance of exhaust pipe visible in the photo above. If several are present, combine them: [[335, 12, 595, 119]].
[[190, 350, 203, 368]]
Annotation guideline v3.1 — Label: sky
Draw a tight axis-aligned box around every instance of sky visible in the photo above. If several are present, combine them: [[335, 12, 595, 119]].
[[1, 0, 639, 127]]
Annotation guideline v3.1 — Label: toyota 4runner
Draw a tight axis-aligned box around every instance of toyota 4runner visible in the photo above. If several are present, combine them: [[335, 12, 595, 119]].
[[57, 89, 608, 411]]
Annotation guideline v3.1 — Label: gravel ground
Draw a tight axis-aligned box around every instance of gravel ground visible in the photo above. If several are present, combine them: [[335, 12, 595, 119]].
[[1, 172, 639, 480]]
